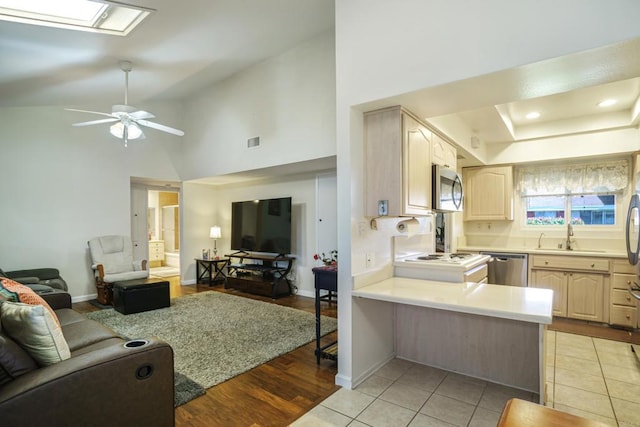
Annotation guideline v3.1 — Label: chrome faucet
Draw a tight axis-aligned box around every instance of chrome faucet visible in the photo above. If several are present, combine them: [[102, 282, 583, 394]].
[[566, 223, 574, 250], [537, 232, 545, 249]]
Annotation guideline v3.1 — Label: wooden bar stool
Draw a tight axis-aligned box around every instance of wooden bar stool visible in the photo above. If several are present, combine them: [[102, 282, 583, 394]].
[[498, 399, 612, 427]]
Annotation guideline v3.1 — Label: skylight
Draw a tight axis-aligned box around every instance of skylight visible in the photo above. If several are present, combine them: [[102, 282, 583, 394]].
[[0, 0, 154, 36]]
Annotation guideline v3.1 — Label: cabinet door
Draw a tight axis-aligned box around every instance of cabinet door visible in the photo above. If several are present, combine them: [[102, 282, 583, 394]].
[[530, 270, 567, 317], [432, 133, 457, 170], [567, 273, 605, 322], [402, 113, 431, 216], [463, 166, 514, 221]]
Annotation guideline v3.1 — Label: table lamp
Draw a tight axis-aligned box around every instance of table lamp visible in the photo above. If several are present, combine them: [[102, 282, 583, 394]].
[[209, 226, 221, 259]]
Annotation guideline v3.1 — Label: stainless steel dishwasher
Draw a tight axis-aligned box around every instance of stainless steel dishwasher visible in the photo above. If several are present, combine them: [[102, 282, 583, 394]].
[[480, 252, 528, 287]]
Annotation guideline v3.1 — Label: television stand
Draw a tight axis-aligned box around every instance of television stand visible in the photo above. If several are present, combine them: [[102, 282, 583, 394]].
[[225, 253, 295, 299]]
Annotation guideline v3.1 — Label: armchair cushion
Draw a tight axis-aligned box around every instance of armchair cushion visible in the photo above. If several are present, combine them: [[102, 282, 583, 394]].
[[0, 301, 71, 366]]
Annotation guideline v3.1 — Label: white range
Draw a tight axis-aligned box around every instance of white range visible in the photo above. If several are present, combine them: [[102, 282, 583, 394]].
[[394, 252, 490, 283]]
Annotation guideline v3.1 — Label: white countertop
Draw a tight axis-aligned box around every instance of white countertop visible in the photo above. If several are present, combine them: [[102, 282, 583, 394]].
[[459, 246, 626, 259], [352, 277, 553, 324]]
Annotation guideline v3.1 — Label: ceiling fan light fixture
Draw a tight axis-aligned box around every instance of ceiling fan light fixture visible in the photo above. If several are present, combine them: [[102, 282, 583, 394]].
[[110, 122, 143, 140]]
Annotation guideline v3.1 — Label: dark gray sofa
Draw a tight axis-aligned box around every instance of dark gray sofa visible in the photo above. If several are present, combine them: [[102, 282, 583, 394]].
[[0, 291, 175, 427]]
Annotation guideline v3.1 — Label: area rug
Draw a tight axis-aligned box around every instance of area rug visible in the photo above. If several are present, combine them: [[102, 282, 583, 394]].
[[86, 291, 338, 406]]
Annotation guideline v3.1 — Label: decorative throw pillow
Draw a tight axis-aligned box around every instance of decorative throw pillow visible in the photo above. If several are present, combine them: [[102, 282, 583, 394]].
[[0, 277, 60, 326], [0, 301, 70, 366], [0, 332, 37, 385]]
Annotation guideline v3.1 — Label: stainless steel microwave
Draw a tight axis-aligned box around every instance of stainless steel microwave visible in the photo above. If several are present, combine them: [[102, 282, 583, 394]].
[[432, 165, 463, 212]]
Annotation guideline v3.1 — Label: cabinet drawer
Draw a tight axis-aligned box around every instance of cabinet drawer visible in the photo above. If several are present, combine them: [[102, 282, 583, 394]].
[[464, 263, 488, 283], [612, 289, 637, 307], [612, 273, 634, 290], [610, 305, 637, 327], [613, 259, 635, 274], [530, 255, 609, 272]]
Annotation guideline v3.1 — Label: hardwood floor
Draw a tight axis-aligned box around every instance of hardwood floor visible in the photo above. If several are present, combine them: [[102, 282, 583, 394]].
[[549, 316, 640, 345], [73, 277, 339, 427]]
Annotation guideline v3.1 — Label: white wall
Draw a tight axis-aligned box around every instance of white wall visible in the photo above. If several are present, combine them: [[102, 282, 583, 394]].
[[335, 0, 640, 388], [179, 31, 336, 180], [182, 173, 329, 296], [0, 104, 183, 299]]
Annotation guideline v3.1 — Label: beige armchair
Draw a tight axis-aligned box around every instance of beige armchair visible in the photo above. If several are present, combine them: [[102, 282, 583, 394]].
[[88, 235, 148, 304]]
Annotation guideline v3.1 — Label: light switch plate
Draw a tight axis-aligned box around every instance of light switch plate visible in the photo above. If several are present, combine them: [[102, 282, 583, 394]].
[[378, 200, 388, 216]]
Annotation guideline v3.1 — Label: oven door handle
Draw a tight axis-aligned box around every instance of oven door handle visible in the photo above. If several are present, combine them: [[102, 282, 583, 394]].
[[628, 282, 640, 301]]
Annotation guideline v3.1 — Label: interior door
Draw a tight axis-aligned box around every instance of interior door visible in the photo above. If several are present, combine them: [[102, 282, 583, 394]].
[[317, 172, 337, 260], [130, 183, 149, 263]]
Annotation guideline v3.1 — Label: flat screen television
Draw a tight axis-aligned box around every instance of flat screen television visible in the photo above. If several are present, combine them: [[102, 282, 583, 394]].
[[230, 197, 292, 255]]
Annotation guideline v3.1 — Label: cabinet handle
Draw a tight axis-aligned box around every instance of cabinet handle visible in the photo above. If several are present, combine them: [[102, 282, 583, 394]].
[[569, 273, 573, 276], [627, 296, 632, 301], [545, 261, 549, 265], [628, 280, 632, 285], [627, 314, 631, 319], [591, 264, 595, 268]]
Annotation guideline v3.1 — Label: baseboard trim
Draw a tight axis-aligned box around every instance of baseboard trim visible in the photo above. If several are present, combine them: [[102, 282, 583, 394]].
[[72, 293, 97, 303]]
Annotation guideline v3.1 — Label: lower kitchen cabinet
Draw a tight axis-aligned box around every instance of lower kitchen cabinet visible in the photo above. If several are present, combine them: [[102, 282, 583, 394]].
[[610, 259, 638, 328], [530, 270, 567, 317], [530, 269, 606, 322], [566, 273, 605, 322]]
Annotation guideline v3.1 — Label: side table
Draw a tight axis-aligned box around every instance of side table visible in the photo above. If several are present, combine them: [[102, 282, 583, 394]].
[[312, 266, 338, 364], [195, 258, 229, 287]]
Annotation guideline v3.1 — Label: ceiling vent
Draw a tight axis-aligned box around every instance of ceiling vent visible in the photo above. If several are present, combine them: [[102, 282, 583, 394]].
[[247, 136, 260, 149]]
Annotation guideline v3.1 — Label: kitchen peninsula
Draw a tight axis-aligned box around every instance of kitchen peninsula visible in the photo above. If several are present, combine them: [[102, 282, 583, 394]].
[[352, 276, 553, 401]]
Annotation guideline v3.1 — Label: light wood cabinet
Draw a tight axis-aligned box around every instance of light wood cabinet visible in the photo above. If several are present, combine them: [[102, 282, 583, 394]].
[[463, 165, 514, 221], [364, 106, 432, 217], [530, 270, 567, 317], [529, 255, 608, 322], [431, 133, 457, 170], [149, 240, 165, 266], [567, 272, 605, 321], [610, 259, 638, 327]]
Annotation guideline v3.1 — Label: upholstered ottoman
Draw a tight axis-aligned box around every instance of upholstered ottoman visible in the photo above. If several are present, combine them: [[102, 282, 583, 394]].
[[112, 278, 170, 315]]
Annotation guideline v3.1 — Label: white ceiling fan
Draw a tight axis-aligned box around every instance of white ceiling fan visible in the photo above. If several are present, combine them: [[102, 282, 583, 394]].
[[66, 61, 184, 147]]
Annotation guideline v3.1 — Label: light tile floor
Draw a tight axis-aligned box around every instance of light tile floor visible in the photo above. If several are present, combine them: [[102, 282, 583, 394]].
[[292, 331, 640, 427]]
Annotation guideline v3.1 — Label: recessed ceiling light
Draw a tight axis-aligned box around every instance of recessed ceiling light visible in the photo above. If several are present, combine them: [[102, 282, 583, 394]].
[[597, 99, 617, 107], [525, 112, 540, 120]]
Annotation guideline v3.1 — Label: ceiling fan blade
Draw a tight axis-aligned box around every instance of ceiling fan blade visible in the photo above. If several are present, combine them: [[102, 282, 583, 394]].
[[65, 108, 116, 119], [137, 119, 185, 136], [72, 118, 119, 127], [129, 110, 155, 120]]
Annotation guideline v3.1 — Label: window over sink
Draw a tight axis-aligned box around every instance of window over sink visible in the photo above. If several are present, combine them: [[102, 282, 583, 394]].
[[525, 194, 616, 226], [518, 158, 627, 227]]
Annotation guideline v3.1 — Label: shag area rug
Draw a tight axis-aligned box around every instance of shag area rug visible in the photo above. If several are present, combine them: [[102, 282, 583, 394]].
[[86, 291, 338, 406]]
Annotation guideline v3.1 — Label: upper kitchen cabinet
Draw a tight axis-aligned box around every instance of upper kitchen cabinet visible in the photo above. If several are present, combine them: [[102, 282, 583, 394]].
[[463, 165, 514, 221], [364, 106, 432, 217], [431, 133, 457, 170]]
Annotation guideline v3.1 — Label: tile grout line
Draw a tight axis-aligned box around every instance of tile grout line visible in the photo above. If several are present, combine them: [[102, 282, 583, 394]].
[[593, 337, 620, 427]]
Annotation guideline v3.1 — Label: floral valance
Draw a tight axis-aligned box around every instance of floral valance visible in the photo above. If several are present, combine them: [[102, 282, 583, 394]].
[[517, 159, 629, 196]]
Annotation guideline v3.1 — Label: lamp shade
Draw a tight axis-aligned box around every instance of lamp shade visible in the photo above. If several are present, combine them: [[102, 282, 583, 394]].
[[209, 226, 221, 239]]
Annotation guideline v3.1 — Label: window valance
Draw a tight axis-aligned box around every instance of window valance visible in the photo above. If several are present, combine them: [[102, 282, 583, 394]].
[[517, 159, 629, 196]]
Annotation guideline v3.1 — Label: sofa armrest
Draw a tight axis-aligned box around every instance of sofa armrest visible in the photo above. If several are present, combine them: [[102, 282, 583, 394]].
[[0, 338, 175, 426], [40, 291, 72, 310]]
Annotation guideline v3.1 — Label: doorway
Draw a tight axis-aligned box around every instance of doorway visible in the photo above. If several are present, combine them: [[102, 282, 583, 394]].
[[148, 190, 181, 278]]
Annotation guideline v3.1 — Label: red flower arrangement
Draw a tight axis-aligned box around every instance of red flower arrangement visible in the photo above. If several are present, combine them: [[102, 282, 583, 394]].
[[314, 250, 337, 266]]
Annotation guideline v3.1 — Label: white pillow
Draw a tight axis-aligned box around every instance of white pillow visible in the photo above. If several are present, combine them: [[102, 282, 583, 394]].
[[0, 301, 70, 366]]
